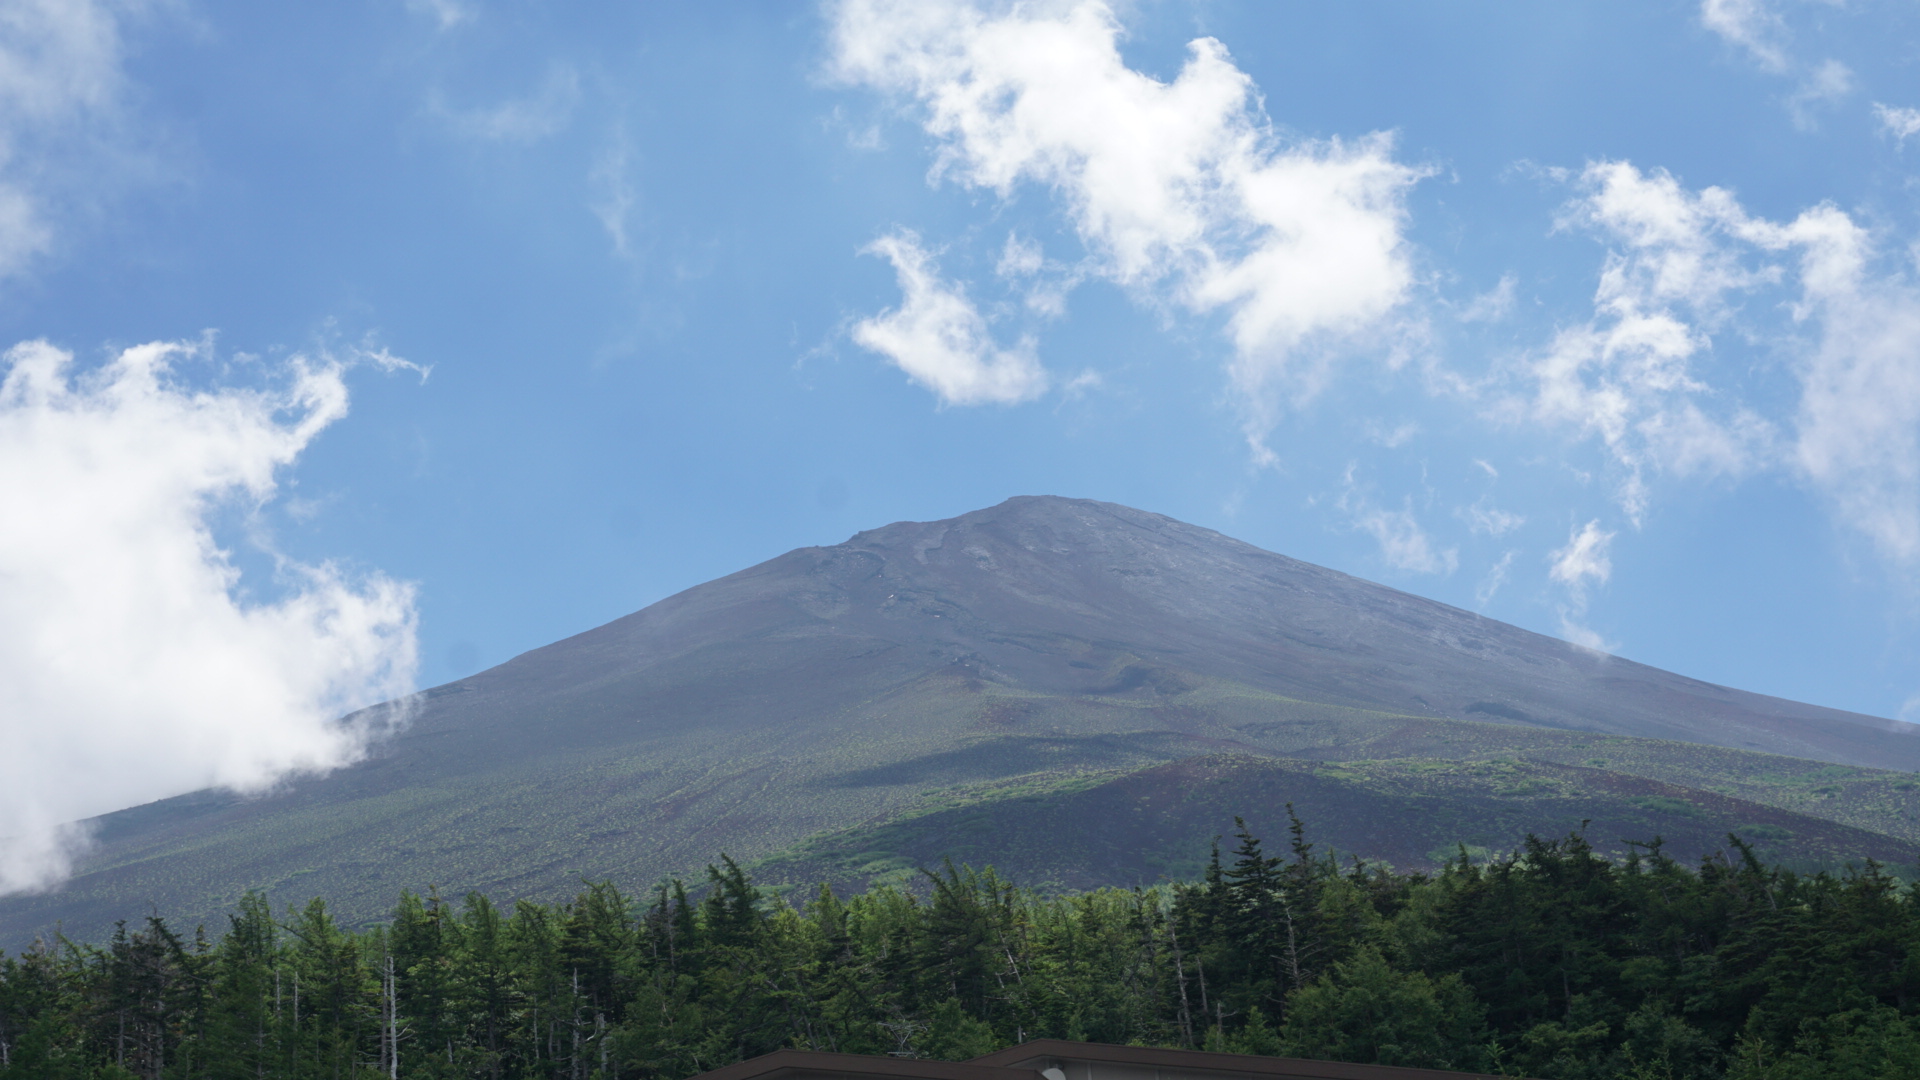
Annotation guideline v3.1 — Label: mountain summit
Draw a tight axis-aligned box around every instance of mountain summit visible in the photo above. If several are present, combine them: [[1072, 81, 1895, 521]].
[[7, 496, 1918, 944]]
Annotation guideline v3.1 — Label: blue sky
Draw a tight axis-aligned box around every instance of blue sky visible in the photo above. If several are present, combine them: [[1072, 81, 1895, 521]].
[[3, 0, 1920, 887]]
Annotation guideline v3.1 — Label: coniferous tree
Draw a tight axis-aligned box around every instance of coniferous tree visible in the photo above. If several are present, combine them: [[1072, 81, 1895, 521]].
[[4, 822, 1920, 1078]]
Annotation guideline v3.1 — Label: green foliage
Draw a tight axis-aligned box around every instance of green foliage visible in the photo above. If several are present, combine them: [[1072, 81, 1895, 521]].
[[1278, 947, 1486, 1070], [919, 1000, 998, 1061], [7, 826, 1920, 1078], [1726, 1009, 1920, 1079]]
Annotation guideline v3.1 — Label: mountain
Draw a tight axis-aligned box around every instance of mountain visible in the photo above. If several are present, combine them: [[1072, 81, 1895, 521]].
[[5, 495, 1918, 946], [760, 752, 1920, 895]]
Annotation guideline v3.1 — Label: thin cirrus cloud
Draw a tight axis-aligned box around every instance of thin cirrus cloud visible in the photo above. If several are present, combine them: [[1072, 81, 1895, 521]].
[[589, 126, 640, 258], [1697, 0, 1853, 129], [0, 0, 135, 275], [1337, 467, 1457, 576], [0, 340, 420, 894], [1475, 550, 1517, 607], [1461, 498, 1525, 538], [828, 0, 1425, 447], [430, 64, 581, 142], [405, 0, 474, 32], [1351, 499, 1458, 576]]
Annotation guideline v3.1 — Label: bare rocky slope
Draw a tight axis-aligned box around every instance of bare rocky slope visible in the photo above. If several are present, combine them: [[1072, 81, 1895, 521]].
[[6, 495, 1917, 946]]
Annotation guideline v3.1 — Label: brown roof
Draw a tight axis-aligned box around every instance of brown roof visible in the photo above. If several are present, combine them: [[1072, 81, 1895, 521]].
[[972, 1039, 1514, 1080], [685, 1050, 1044, 1080], [684, 1041, 1516, 1080]]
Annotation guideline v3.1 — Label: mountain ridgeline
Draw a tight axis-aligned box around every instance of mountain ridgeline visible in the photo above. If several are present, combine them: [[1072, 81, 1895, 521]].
[[6, 496, 1919, 946]]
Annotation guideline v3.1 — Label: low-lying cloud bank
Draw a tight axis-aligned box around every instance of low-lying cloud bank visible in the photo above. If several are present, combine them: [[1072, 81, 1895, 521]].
[[0, 339, 418, 894]]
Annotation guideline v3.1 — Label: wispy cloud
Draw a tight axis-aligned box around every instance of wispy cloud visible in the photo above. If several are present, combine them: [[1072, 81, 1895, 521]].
[[1339, 472, 1457, 575], [852, 229, 1048, 405], [0, 339, 419, 893], [1459, 274, 1518, 324], [1786, 58, 1853, 131], [1701, 0, 1791, 73], [1511, 159, 1920, 573], [1475, 550, 1516, 606], [995, 231, 1043, 279], [1512, 161, 1779, 522], [590, 127, 639, 257], [1698, 0, 1852, 129], [1548, 519, 1616, 650], [1875, 103, 1920, 144], [1357, 503, 1456, 575], [404, 0, 474, 31], [1364, 420, 1420, 448], [829, 0, 1425, 437], [0, 0, 141, 275], [432, 64, 580, 142], [1460, 498, 1525, 537], [1768, 208, 1920, 567]]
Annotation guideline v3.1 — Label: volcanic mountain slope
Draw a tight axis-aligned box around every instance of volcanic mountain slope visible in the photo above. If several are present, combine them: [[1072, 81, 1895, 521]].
[[5, 495, 1919, 946], [756, 753, 1920, 895]]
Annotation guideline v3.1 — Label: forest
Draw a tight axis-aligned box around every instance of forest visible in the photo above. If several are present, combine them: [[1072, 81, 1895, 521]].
[[2, 819, 1918, 1080]]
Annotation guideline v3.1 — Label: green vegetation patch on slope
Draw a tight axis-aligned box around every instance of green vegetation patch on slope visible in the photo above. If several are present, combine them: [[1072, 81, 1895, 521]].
[[15, 664, 1919, 951], [754, 753, 1920, 894], [1229, 712, 1920, 845]]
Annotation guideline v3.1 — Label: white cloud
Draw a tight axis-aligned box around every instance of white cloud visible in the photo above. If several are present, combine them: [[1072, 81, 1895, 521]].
[[1701, 0, 1790, 72], [1339, 478, 1456, 575], [0, 339, 418, 893], [852, 229, 1048, 405], [1699, 1, 1853, 128], [995, 231, 1076, 315], [1548, 519, 1616, 650], [829, 0, 1424, 431], [1459, 274, 1517, 323], [1550, 519, 1614, 590], [1786, 59, 1853, 131], [0, 0, 134, 275], [1355, 501, 1457, 575], [1517, 162, 1780, 522], [354, 337, 432, 381], [433, 64, 580, 142], [996, 232, 1043, 278], [1475, 550, 1515, 606], [1061, 367, 1102, 397], [1761, 207, 1920, 565], [1516, 161, 1920, 567], [1875, 103, 1920, 145], [1461, 498, 1524, 537]]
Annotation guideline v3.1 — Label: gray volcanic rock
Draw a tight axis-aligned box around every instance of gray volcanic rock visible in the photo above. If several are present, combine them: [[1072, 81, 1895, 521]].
[[3, 495, 1915, 946], [441, 494, 1916, 763]]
